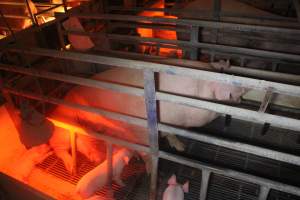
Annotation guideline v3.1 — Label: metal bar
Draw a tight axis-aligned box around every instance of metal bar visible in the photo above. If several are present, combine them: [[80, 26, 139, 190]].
[[0, 2, 26, 6], [157, 92, 300, 132], [143, 70, 159, 200], [106, 142, 113, 194], [69, 13, 300, 34], [1, 15, 30, 20], [62, 0, 68, 13], [293, 0, 300, 22], [56, 22, 66, 50], [0, 63, 144, 96], [190, 26, 198, 60], [258, 186, 270, 200], [3, 86, 300, 167], [159, 151, 300, 197], [70, 130, 77, 175], [95, 49, 300, 85], [259, 88, 273, 113], [35, 4, 62, 16], [199, 170, 211, 200], [5, 47, 300, 98], [61, 30, 300, 62], [213, 0, 221, 20], [48, 117, 150, 153], [24, 0, 37, 25]]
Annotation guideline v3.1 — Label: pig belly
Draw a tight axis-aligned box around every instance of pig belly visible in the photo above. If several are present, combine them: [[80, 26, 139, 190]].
[[163, 186, 184, 200]]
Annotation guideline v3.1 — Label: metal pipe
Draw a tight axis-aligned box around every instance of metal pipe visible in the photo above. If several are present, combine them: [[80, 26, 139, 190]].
[[143, 70, 159, 200], [70, 13, 300, 34], [159, 151, 300, 197], [5, 47, 300, 98], [24, 0, 37, 25], [199, 170, 211, 200], [258, 186, 270, 200], [3, 86, 300, 167]]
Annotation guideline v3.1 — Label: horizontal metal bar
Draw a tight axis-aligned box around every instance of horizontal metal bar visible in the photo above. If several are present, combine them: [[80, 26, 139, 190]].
[[159, 151, 300, 197], [157, 92, 300, 132], [6, 47, 300, 97], [97, 49, 300, 86], [3, 85, 300, 167], [48, 118, 150, 153], [0, 2, 26, 6], [35, 4, 63, 16], [158, 124, 300, 166], [0, 63, 144, 96], [3, 86, 148, 128], [2, 14, 30, 19], [69, 13, 300, 35], [104, 33, 300, 62]]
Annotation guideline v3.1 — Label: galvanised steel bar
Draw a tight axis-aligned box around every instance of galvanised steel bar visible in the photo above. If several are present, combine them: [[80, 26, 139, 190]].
[[5, 47, 300, 97], [143, 70, 159, 200], [258, 186, 270, 200], [199, 170, 211, 200], [159, 151, 300, 197], [2, 85, 300, 167], [69, 13, 300, 34]]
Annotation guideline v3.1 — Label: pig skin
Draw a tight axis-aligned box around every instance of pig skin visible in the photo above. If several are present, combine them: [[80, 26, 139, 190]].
[[163, 174, 189, 200], [13, 144, 53, 182], [49, 66, 246, 171], [85, 195, 115, 200], [76, 148, 133, 199]]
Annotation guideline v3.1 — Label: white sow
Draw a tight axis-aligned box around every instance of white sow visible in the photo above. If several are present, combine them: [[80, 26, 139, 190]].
[[76, 148, 133, 198], [163, 174, 189, 200]]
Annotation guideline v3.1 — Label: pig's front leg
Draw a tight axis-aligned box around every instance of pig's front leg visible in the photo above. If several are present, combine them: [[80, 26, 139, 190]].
[[54, 150, 73, 173], [161, 132, 185, 152]]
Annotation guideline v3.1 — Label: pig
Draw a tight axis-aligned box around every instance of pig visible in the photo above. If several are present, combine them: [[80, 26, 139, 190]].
[[76, 148, 133, 199], [62, 17, 95, 51], [49, 125, 107, 173], [163, 174, 189, 200], [13, 144, 53, 182]]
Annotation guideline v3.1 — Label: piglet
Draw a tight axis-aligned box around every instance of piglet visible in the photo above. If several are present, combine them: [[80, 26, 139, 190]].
[[76, 148, 133, 199], [163, 174, 189, 200]]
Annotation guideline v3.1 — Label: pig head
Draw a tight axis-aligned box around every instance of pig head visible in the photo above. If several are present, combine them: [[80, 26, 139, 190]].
[[163, 174, 189, 200]]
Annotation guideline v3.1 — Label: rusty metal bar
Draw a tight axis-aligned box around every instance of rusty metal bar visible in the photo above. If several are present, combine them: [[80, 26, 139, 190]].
[[143, 69, 159, 200], [199, 170, 211, 200]]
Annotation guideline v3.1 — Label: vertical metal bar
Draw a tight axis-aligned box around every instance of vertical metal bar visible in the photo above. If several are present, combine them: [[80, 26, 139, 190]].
[[62, 0, 68, 13], [258, 186, 270, 200], [213, 0, 221, 21], [70, 130, 77, 175], [56, 21, 66, 50], [24, 0, 37, 25], [190, 26, 199, 60], [199, 170, 211, 200], [144, 69, 159, 200], [106, 142, 113, 194], [293, 0, 300, 22]]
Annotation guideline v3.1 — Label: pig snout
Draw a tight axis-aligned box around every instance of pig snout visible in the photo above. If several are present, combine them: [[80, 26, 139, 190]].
[[163, 174, 189, 200]]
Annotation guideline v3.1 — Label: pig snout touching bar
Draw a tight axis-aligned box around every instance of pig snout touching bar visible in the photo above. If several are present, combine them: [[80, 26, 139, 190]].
[[76, 148, 133, 199], [163, 174, 189, 200]]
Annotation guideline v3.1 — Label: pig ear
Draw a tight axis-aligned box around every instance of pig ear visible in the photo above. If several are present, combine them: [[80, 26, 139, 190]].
[[182, 181, 189, 193], [168, 174, 177, 185], [213, 84, 231, 101], [123, 156, 130, 165]]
